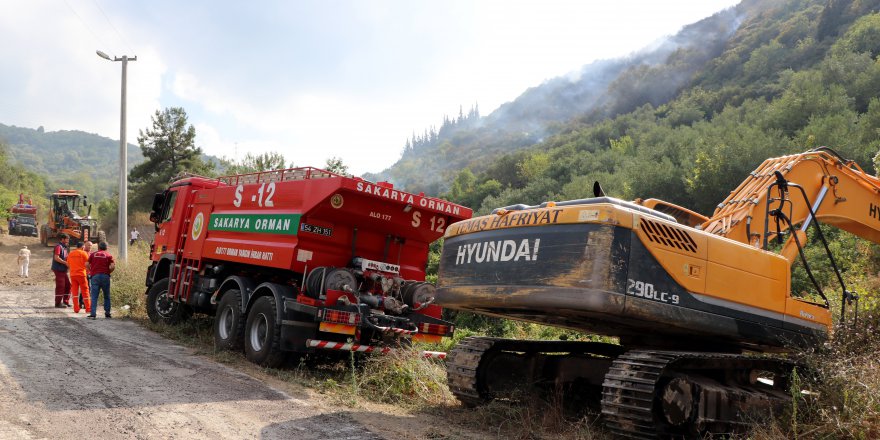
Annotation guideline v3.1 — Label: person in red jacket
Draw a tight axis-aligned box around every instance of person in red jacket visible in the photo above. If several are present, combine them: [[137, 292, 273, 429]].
[[51, 234, 71, 308], [87, 242, 115, 319]]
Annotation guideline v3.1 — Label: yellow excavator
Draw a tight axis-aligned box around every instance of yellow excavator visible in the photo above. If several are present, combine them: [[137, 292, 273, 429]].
[[436, 148, 872, 438]]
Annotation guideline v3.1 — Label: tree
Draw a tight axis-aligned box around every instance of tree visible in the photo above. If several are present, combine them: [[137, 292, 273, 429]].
[[447, 168, 476, 203], [324, 157, 349, 175], [129, 107, 214, 210], [221, 152, 290, 175]]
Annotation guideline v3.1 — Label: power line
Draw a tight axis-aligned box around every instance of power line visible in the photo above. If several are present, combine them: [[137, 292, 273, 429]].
[[62, 0, 107, 49], [92, 0, 136, 54]]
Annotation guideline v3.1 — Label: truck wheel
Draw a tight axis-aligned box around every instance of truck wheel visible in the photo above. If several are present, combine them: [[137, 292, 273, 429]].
[[146, 278, 191, 324], [214, 289, 245, 351], [244, 296, 288, 368]]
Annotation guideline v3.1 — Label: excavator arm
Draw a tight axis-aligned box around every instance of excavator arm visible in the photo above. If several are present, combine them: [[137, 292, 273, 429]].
[[701, 147, 880, 251]]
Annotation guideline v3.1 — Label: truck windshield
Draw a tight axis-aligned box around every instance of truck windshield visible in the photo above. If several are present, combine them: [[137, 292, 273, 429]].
[[16, 217, 35, 225]]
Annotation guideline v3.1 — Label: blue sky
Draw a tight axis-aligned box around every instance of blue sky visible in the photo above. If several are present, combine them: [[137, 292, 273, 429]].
[[1, 0, 739, 175]]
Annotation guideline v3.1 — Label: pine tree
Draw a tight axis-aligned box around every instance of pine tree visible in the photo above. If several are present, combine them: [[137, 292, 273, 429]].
[[129, 107, 214, 210]]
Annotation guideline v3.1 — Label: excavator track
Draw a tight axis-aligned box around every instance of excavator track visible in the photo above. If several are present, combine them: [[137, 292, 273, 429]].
[[450, 339, 799, 438], [446, 336, 499, 407], [601, 351, 680, 439], [447, 336, 627, 407], [602, 350, 798, 439]]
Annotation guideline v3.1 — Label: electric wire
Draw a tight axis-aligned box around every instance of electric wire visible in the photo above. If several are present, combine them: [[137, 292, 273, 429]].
[[62, 0, 108, 49], [92, 0, 136, 55]]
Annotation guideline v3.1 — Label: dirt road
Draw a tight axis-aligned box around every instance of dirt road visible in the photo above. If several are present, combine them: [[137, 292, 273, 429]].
[[0, 235, 411, 439]]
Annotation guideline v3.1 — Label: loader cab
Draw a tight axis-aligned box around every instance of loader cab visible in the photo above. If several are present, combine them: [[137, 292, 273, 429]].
[[52, 193, 79, 222]]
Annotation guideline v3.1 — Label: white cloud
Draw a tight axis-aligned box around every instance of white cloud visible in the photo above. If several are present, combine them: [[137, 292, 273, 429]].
[[0, 0, 740, 177], [0, 0, 163, 146]]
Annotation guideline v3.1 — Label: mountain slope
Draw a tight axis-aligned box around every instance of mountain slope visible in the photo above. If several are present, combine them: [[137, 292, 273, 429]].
[[0, 123, 143, 200], [422, 0, 880, 217], [365, 3, 747, 193]]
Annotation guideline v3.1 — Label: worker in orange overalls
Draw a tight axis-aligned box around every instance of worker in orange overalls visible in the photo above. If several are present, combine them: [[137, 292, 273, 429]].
[[66, 241, 91, 314]]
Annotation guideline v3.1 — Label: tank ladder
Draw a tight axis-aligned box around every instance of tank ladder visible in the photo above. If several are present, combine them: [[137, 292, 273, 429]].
[[168, 197, 202, 303]]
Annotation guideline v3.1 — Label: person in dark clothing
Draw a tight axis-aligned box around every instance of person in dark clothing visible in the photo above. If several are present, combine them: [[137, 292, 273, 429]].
[[87, 242, 115, 319], [51, 234, 71, 308]]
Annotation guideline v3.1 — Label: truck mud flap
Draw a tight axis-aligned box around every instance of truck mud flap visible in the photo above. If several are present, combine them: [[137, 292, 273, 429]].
[[281, 298, 319, 352]]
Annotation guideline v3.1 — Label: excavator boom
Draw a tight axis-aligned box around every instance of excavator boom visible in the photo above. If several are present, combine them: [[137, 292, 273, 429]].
[[703, 147, 880, 249]]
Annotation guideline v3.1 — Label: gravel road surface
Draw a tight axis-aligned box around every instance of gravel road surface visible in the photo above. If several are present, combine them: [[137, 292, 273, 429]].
[[0, 235, 388, 439]]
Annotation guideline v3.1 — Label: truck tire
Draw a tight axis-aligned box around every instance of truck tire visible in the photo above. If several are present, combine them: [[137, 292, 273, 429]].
[[214, 289, 245, 351], [146, 278, 192, 325], [244, 295, 287, 368]]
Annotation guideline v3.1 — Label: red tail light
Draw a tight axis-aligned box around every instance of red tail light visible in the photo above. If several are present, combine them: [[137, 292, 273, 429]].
[[418, 323, 453, 335], [321, 309, 361, 325]]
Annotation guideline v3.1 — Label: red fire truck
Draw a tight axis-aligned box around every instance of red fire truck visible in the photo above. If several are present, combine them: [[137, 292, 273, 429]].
[[146, 167, 471, 366]]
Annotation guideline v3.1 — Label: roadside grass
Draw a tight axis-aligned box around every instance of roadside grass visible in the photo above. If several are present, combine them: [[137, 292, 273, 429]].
[[744, 300, 880, 439], [112, 239, 151, 319], [457, 398, 609, 440], [787, 309, 880, 439], [110, 242, 880, 439]]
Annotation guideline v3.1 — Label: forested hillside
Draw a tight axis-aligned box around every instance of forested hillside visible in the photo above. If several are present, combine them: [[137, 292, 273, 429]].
[[450, 0, 880, 216], [0, 123, 142, 201], [366, 4, 744, 195], [371, 0, 880, 217]]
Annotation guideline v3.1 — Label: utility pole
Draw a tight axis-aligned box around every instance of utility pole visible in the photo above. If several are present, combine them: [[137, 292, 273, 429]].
[[97, 50, 136, 262]]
